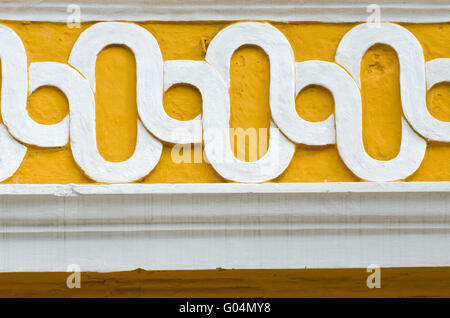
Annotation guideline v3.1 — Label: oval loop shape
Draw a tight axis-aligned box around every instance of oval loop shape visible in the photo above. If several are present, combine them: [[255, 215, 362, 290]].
[[68, 22, 167, 142], [335, 23, 426, 181], [68, 23, 164, 182], [205, 22, 295, 183], [205, 22, 299, 141]]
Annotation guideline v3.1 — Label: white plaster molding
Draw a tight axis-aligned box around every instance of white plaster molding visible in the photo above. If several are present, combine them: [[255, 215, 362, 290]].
[[69, 24, 163, 182], [0, 28, 67, 148], [0, 125, 27, 182], [205, 22, 295, 183], [0, 25, 32, 146], [206, 22, 298, 146], [426, 59, 450, 137], [294, 61, 336, 145], [161, 60, 203, 144], [68, 22, 167, 146], [0, 182, 450, 196], [336, 23, 450, 143], [1, 184, 450, 271], [39, 61, 162, 183], [28, 63, 71, 147], [1, 1, 450, 22], [426, 58, 450, 89], [335, 23, 427, 181]]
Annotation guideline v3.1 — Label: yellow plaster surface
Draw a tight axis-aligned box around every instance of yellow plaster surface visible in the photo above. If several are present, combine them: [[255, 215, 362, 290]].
[[1, 21, 450, 184]]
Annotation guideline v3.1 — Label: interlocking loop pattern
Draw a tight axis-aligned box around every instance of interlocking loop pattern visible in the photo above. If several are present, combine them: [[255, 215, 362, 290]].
[[0, 21, 447, 183]]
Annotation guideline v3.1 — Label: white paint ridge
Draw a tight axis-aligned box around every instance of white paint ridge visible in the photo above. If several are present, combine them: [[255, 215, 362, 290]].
[[1, 1, 450, 22], [0, 182, 449, 196]]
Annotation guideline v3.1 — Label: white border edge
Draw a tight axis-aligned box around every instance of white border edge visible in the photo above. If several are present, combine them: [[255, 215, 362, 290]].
[[0, 182, 449, 196], [1, 1, 450, 22]]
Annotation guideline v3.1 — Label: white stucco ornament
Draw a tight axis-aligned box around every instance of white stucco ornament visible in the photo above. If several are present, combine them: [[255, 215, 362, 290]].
[[68, 22, 165, 143], [68, 23, 163, 183], [294, 61, 336, 145], [0, 21, 447, 182], [336, 23, 450, 143], [335, 23, 427, 181], [162, 60, 204, 144], [0, 24, 67, 148], [0, 124, 27, 181], [205, 22, 295, 182]]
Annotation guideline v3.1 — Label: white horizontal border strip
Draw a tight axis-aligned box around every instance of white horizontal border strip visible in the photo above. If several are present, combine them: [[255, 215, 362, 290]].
[[0, 182, 450, 196], [2, 187, 450, 271], [1, 0, 450, 22]]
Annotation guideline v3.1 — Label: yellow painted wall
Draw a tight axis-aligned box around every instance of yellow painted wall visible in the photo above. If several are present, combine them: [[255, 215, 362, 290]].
[[1, 21, 450, 184]]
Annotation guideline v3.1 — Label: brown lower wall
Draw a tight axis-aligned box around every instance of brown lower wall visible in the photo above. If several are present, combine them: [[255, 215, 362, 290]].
[[1, 267, 449, 298]]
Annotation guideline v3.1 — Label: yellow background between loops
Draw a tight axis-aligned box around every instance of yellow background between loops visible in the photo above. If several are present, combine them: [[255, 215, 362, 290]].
[[1, 21, 450, 184]]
